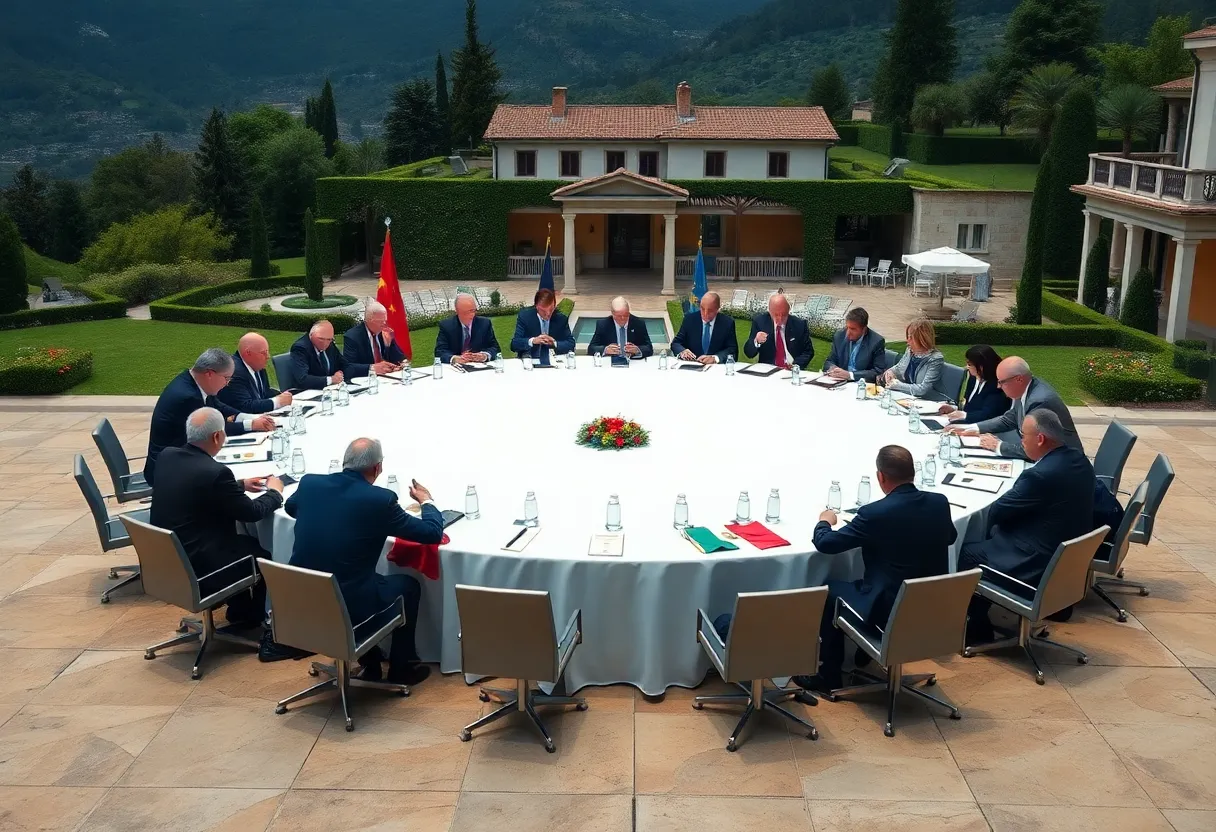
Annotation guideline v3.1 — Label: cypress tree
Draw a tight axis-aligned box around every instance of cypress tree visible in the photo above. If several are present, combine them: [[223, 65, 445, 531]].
[[47, 180, 90, 264], [1016, 155, 1052, 324], [2, 165, 51, 254], [303, 208, 322, 301], [318, 80, 339, 158], [873, 0, 958, 125], [888, 119, 907, 159], [304, 98, 317, 132], [1081, 233, 1111, 313], [1041, 85, 1097, 280], [383, 80, 440, 166], [450, 0, 504, 149], [248, 196, 271, 279], [1120, 265, 1158, 334], [193, 108, 246, 254], [0, 213, 29, 314], [435, 52, 452, 155]]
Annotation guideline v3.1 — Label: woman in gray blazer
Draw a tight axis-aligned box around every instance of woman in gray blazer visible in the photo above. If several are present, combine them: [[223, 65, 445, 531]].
[[883, 317, 945, 398]]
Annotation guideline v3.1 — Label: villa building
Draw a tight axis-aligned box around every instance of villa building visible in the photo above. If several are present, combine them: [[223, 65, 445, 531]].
[[1073, 24, 1216, 342]]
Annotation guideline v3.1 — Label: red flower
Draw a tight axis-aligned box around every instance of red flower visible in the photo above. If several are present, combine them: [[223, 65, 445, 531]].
[[615, 437, 624, 447], [633, 435, 641, 444]]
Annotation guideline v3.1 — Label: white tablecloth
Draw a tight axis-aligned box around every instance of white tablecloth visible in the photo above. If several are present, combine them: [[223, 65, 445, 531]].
[[244, 357, 1020, 695]]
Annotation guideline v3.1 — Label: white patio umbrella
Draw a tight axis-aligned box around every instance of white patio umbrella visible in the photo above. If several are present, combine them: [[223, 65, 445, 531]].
[[901, 247, 990, 307]]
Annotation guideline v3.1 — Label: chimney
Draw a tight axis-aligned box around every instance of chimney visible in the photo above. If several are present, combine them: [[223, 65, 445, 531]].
[[676, 81, 692, 120], [551, 86, 568, 119]]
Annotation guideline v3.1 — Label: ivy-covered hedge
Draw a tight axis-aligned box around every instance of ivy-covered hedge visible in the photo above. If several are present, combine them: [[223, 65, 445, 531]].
[[0, 347, 94, 394], [0, 283, 127, 331], [314, 218, 341, 278], [1079, 351, 1202, 403], [837, 123, 1148, 165]]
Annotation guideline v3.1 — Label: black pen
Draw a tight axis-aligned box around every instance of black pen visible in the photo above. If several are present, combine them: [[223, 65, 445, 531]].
[[948, 501, 967, 509], [505, 528, 527, 548]]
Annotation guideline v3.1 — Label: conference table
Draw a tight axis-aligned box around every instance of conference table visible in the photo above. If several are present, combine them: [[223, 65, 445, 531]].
[[240, 356, 1023, 696]]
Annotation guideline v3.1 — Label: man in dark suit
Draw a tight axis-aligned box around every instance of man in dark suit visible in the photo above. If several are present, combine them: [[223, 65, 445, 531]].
[[144, 349, 276, 485], [290, 320, 356, 389], [959, 409, 1096, 643], [286, 437, 442, 686], [343, 301, 406, 371], [435, 293, 502, 365], [588, 296, 654, 359], [795, 446, 956, 692], [671, 291, 738, 365], [219, 332, 292, 414], [822, 307, 888, 382], [509, 287, 573, 363], [743, 292, 814, 369], [149, 407, 283, 627]]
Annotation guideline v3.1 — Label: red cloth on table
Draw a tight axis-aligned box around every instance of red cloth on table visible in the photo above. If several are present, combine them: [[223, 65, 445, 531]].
[[723, 521, 790, 550], [385, 533, 449, 580]]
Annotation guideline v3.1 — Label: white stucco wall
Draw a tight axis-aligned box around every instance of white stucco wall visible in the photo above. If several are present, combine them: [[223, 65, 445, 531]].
[[494, 142, 665, 180], [909, 189, 1033, 287], [493, 141, 829, 181], [1185, 44, 1216, 169]]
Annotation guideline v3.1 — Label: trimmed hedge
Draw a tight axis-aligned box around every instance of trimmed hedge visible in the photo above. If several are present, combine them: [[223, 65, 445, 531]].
[[932, 322, 1117, 346], [0, 283, 127, 331], [1079, 351, 1202, 403], [0, 347, 93, 394], [314, 218, 341, 279], [1173, 347, 1213, 380], [1175, 339, 1208, 351], [837, 122, 1149, 165], [84, 259, 279, 305]]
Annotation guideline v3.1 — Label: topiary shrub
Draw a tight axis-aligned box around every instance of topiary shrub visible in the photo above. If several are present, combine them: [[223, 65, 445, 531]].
[[1119, 266, 1158, 335], [303, 207, 322, 301], [1042, 86, 1097, 281], [1175, 339, 1208, 351], [1172, 347, 1212, 380], [888, 120, 907, 159], [1081, 234, 1111, 313], [1015, 156, 1051, 324], [0, 347, 93, 394], [248, 196, 272, 279], [0, 213, 29, 314], [1079, 350, 1202, 403]]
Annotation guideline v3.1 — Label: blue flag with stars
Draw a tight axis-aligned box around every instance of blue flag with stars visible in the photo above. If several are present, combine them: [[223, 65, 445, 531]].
[[538, 234, 555, 292], [689, 237, 708, 310]]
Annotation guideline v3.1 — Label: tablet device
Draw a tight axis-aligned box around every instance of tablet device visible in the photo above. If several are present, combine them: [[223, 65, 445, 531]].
[[610, 354, 630, 367], [441, 509, 465, 528]]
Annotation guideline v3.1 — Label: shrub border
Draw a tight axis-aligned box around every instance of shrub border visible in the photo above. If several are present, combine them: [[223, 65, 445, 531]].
[[0, 284, 127, 331]]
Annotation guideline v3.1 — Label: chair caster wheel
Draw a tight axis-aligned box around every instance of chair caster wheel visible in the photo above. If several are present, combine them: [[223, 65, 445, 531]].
[[809, 728, 819, 741], [108, 569, 119, 579], [825, 693, 839, 703], [190, 669, 201, 680], [1035, 673, 1045, 685], [693, 702, 704, 710], [345, 719, 354, 732], [1117, 612, 1127, 622], [275, 705, 287, 715], [575, 702, 588, 711], [1078, 655, 1089, 664], [544, 740, 555, 753], [144, 651, 155, 660], [399, 688, 409, 697], [949, 710, 961, 720], [726, 741, 738, 752], [308, 667, 319, 677], [925, 676, 937, 686], [1139, 588, 1150, 597], [100, 595, 110, 604], [962, 648, 974, 658], [459, 730, 472, 742], [478, 692, 490, 702], [883, 724, 894, 738]]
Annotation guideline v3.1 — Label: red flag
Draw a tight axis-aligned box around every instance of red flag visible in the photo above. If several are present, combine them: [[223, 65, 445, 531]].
[[377, 230, 412, 359]]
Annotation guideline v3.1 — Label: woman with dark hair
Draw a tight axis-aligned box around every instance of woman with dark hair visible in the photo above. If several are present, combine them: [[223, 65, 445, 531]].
[[937, 344, 1010, 424]]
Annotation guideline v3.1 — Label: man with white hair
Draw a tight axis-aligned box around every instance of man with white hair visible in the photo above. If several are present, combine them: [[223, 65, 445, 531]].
[[344, 300, 406, 371], [289, 319, 351, 389], [144, 348, 276, 485], [744, 292, 814, 369], [435, 293, 501, 365], [220, 332, 293, 413], [588, 296, 654, 359], [150, 407, 284, 628]]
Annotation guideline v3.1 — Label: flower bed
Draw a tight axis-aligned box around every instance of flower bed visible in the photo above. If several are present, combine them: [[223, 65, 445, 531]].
[[576, 416, 650, 450], [0, 346, 94, 394], [1078, 351, 1203, 404]]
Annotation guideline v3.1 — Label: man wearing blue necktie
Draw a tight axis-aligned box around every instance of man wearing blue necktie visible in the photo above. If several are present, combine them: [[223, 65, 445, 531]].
[[588, 296, 654, 359], [510, 288, 574, 364], [671, 291, 737, 365]]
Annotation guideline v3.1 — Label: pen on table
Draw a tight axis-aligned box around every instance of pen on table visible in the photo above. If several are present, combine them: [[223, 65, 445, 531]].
[[504, 528, 526, 548], [948, 501, 967, 509]]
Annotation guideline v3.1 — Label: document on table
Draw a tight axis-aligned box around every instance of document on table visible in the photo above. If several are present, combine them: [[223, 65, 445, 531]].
[[895, 398, 943, 415], [293, 389, 324, 402], [809, 374, 846, 388], [588, 532, 624, 557], [675, 362, 709, 372], [736, 363, 782, 378], [215, 448, 272, 465], [965, 460, 1015, 478], [502, 526, 541, 552], [941, 472, 1004, 494]]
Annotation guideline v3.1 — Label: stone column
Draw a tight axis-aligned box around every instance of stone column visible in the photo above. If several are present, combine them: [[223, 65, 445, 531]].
[[562, 213, 577, 295], [1164, 101, 1180, 158], [1076, 210, 1101, 304], [1166, 238, 1199, 341], [1120, 223, 1145, 315], [661, 213, 677, 296], [1108, 221, 1127, 285]]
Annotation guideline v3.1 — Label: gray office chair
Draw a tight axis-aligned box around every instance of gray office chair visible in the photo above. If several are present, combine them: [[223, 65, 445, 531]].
[[1088, 481, 1150, 621], [272, 352, 297, 390], [119, 515, 261, 679], [455, 585, 585, 752], [257, 559, 409, 732], [1092, 421, 1137, 495], [1129, 453, 1175, 548], [964, 526, 1109, 684], [75, 454, 149, 603], [932, 362, 967, 404], [693, 587, 827, 751], [91, 418, 151, 503], [827, 570, 981, 737], [885, 349, 900, 370]]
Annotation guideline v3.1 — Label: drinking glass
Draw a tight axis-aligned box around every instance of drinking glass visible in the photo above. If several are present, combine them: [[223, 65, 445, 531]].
[[856, 476, 871, 507], [605, 494, 622, 531], [765, 488, 780, 524], [523, 491, 539, 527], [735, 491, 750, 524], [827, 480, 842, 511], [673, 494, 689, 529], [465, 485, 480, 519], [290, 448, 305, 476]]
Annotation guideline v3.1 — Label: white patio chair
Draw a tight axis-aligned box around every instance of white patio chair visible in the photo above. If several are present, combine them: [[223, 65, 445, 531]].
[[946, 274, 974, 298], [847, 257, 870, 285], [951, 301, 979, 322], [821, 296, 851, 327], [801, 295, 831, 325], [727, 289, 750, 312], [418, 289, 441, 314], [869, 260, 893, 288], [474, 287, 493, 307], [910, 272, 937, 298]]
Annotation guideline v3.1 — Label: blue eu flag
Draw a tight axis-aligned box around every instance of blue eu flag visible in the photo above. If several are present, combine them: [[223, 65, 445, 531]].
[[689, 238, 708, 311], [538, 235, 555, 292]]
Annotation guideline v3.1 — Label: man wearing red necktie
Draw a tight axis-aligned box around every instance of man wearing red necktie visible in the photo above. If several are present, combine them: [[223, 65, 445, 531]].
[[743, 292, 815, 370]]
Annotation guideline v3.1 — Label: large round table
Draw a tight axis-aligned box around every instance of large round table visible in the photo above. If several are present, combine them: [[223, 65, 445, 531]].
[[251, 357, 1022, 695]]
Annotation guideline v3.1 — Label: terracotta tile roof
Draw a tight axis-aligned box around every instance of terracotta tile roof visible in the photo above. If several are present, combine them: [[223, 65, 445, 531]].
[[1185, 24, 1216, 39], [1153, 76, 1194, 92], [550, 168, 689, 198], [484, 104, 839, 143]]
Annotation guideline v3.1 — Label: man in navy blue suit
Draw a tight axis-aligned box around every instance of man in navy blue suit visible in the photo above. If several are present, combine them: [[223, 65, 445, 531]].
[[960, 410, 1095, 643], [822, 307, 888, 382], [743, 293, 814, 369], [286, 437, 443, 686], [588, 296, 654, 359], [671, 291, 738, 365], [144, 348, 276, 485], [219, 332, 292, 414], [509, 288, 573, 363], [435, 293, 502, 365], [290, 320, 357, 389], [796, 445, 956, 692], [343, 301, 406, 371]]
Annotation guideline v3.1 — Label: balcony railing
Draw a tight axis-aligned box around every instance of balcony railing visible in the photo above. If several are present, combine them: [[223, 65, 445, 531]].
[[507, 254, 565, 277], [674, 256, 803, 280], [1087, 153, 1216, 208]]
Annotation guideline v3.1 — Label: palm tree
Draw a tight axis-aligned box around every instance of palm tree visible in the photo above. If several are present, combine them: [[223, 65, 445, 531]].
[[1011, 63, 1079, 147], [1098, 85, 1162, 157], [911, 84, 966, 137]]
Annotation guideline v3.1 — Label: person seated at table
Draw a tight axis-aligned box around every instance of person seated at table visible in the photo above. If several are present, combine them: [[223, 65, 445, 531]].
[[959, 410, 1095, 643], [881, 317, 945, 398], [588, 296, 654, 359], [343, 301, 406, 373], [436, 293, 502, 365], [509, 288, 573, 364], [144, 348, 276, 485], [671, 291, 738, 365], [290, 320, 352, 389], [743, 292, 814, 370], [286, 437, 442, 685], [945, 356, 1083, 459], [150, 408, 283, 631], [220, 332, 292, 414], [822, 307, 888, 382], [794, 445, 956, 693], [937, 345, 1010, 425]]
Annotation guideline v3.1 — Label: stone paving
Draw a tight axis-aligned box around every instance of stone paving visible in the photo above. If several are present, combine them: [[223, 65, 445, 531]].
[[0, 412, 1214, 830]]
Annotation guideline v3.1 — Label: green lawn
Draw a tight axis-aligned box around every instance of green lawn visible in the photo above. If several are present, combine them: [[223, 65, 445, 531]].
[[271, 256, 305, 276], [23, 246, 84, 284], [830, 146, 1040, 191]]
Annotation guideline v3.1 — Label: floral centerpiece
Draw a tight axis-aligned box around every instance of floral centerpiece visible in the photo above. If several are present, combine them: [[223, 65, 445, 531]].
[[575, 416, 650, 450]]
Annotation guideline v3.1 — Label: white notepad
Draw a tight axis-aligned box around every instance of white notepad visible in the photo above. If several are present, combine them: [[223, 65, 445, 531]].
[[502, 527, 541, 552], [588, 533, 624, 557]]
